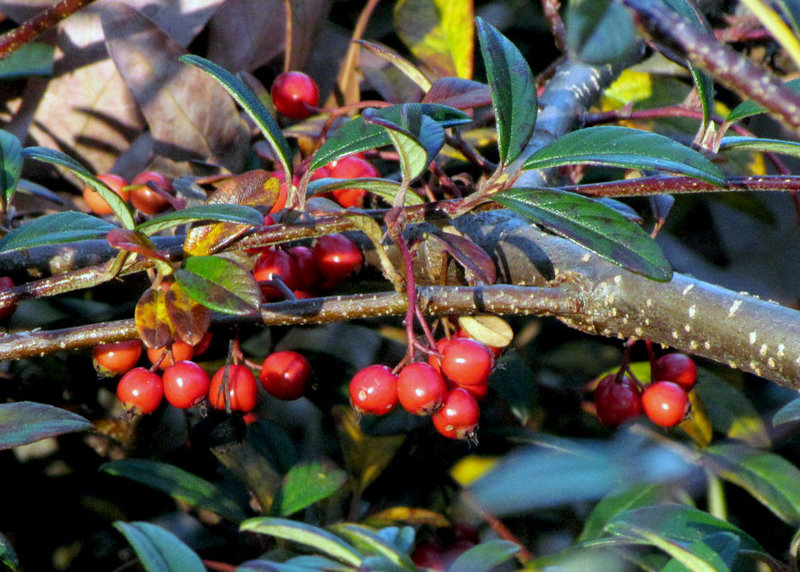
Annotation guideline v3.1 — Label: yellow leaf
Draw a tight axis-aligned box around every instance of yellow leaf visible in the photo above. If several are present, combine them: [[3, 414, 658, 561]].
[[450, 455, 499, 487]]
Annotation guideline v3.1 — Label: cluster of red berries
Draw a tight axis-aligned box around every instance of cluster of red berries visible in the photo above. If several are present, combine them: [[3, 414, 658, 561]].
[[83, 171, 174, 216], [594, 352, 697, 429], [253, 233, 363, 301], [348, 334, 497, 440]]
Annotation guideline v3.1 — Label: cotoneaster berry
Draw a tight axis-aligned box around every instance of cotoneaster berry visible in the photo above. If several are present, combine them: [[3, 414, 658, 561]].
[[287, 245, 321, 292], [271, 71, 319, 119], [259, 350, 312, 401], [439, 338, 494, 388], [397, 362, 448, 415], [642, 381, 690, 428], [209, 364, 259, 412], [130, 171, 172, 215], [594, 373, 643, 428], [116, 367, 164, 414], [162, 360, 210, 409], [93, 339, 143, 376], [313, 233, 363, 287], [253, 248, 299, 301], [147, 340, 194, 370], [432, 388, 480, 440], [83, 173, 129, 216], [652, 353, 697, 391], [0, 276, 16, 322], [349, 364, 398, 415], [328, 155, 380, 208]]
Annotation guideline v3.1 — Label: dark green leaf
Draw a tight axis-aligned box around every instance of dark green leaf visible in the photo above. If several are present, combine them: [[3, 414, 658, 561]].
[[772, 397, 800, 427], [0, 531, 18, 571], [176, 255, 261, 316], [523, 126, 726, 186], [309, 104, 470, 171], [21, 147, 135, 228], [703, 443, 800, 525], [488, 350, 537, 426], [476, 17, 536, 165], [101, 459, 246, 522], [579, 483, 668, 542], [114, 521, 205, 572], [0, 130, 22, 208], [179, 55, 293, 178], [565, 0, 639, 65], [0, 43, 54, 80], [720, 136, 800, 159], [240, 517, 363, 566], [0, 212, 117, 254], [727, 78, 800, 122], [279, 461, 348, 516], [449, 540, 520, 572], [307, 177, 424, 205], [493, 187, 672, 281], [327, 524, 416, 570], [136, 204, 264, 235], [0, 401, 92, 450]]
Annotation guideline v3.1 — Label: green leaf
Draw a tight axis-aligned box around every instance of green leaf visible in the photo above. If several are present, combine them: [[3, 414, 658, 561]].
[[101, 459, 246, 522], [727, 78, 800, 122], [0, 130, 22, 208], [307, 177, 424, 205], [0, 401, 92, 450], [449, 540, 520, 572], [476, 17, 536, 166], [279, 461, 348, 517], [393, 0, 474, 79], [179, 55, 293, 178], [493, 187, 672, 281], [0, 212, 117, 254], [176, 255, 261, 316], [659, 532, 741, 572], [565, 0, 639, 65], [0, 43, 53, 80], [327, 524, 416, 570], [240, 517, 363, 566], [309, 103, 470, 171], [21, 147, 135, 228], [356, 40, 432, 91], [772, 397, 800, 427], [114, 521, 205, 572], [136, 204, 264, 235], [702, 443, 800, 525], [523, 126, 726, 186], [0, 531, 18, 571], [579, 483, 668, 542], [720, 136, 800, 159]]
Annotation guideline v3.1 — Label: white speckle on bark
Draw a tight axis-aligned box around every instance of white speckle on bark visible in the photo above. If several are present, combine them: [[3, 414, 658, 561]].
[[672, 330, 680, 339], [704, 341, 711, 350], [768, 357, 776, 368], [684, 324, 691, 332], [688, 305, 697, 318], [778, 344, 786, 357], [728, 299, 743, 317], [689, 340, 698, 350], [749, 331, 757, 345], [635, 327, 644, 336], [729, 360, 738, 369], [581, 253, 591, 262], [759, 344, 768, 357], [682, 284, 695, 295], [646, 299, 652, 307], [613, 275, 622, 285]]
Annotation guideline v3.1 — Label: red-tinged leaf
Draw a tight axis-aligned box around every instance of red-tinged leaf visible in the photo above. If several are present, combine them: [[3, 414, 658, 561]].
[[176, 255, 261, 316], [0, 401, 92, 450], [422, 77, 492, 109], [427, 230, 497, 285], [207, 0, 285, 73], [164, 282, 211, 345], [107, 228, 169, 262], [135, 287, 174, 349]]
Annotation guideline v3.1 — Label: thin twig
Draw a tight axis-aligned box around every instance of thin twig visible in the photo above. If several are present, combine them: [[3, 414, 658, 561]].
[[0, 0, 97, 60]]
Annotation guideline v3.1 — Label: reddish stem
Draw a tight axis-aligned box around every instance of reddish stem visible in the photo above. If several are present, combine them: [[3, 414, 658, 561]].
[[0, 0, 97, 60]]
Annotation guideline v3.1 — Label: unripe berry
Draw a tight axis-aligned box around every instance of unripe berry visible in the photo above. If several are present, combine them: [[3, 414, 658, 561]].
[[642, 381, 690, 428], [271, 71, 320, 119], [116, 367, 164, 414], [260, 351, 312, 401], [349, 364, 398, 415], [594, 373, 642, 428]]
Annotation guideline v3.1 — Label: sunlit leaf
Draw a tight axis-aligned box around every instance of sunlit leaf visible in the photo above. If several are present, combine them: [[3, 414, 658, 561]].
[[776, 0, 800, 38], [449, 540, 520, 572], [136, 204, 264, 235], [102, 459, 246, 522], [135, 288, 174, 349], [493, 187, 672, 281], [176, 255, 261, 316], [107, 228, 169, 262], [279, 461, 348, 516], [307, 177, 424, 205], [565, 0, 639, 65], [727, 78, 800, 122], [523, 126, 726, 186], [365, 507, 450, 529], [0, 130, 22, 209], [328, 524, 417, 569], [357, 40, 433, 91], [421, 76, 492, 109], [458, 315, 513, 348], [114, 521, 205, 572], [0, 402, 92, 450], [0, 212, 117, 254], [579, 483, 669, 542], [679, 387, 713, 448], [164, 282, 212, 345], [720, 136, 800, 160], [426, 230, 497, 284]]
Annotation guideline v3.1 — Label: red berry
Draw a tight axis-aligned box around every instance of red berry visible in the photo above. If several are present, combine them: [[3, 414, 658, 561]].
[[192, 332, 214, 357], [397, 362, 448, 415], [440, 338, 494, 388], [209, 364, 259, 412], [93, 339, 143, 376], [253, 248, 299, 301], [287, 245, 321, 292], [116, 367, 164, 414], [653, 353, 697, 391], [0, 276, 16, 322], [328, 155, 379, 208], [594, 374, 643, 428], [83, 173, 129, 216], [259, 350, 312, 401], [130, 171, 172, 215], [642, 381, 690, 428], [427, 338, 450, 374], [432, 388, 480, 440], [349, 364, 398, 415], [147, 340, 194, 370], [162, 360, 210, 409], [313, 233, 363, 287], [271, 71, 320, 119]]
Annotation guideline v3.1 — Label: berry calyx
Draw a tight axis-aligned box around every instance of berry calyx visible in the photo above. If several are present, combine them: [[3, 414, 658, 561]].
[[432, 388, 480, 440], [208, 364, 259, 412], [260, 350, 312, 401], [93, 339, 143, 376], [116, 367, 164, 414], [253, 248, 299, 301], [652, 353, 697, 391], [328, 155, 380, 208], [0, 276, 16, 322], [313, 233, 363, 287], [130, 171, 173, 215], [642, 381, 690, 428], [83, 173, 129, 216], [594, 373, 643, 428], [349, 364, 398, 415], [397, 362, 448, 415], [162, 360, 210, 409], [270, 71, 320, 119], [439, 338, 494, 388]]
